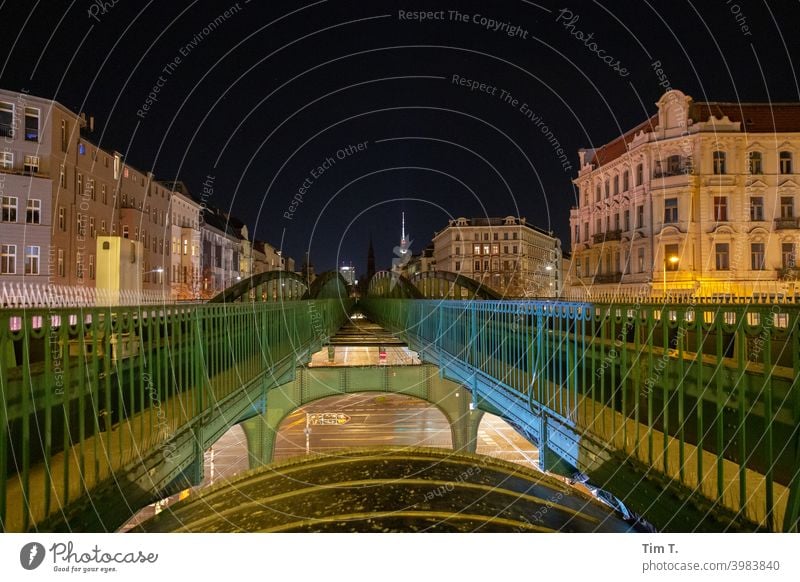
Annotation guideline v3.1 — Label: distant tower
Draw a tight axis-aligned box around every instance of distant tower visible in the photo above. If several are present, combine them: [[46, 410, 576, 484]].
[[366, 235, 376, 282], [401, 212, 408, 248]]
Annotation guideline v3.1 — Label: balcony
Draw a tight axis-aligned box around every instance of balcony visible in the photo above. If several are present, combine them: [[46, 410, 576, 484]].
[[777, 266, 800, 280], [592, 229, 622, 244], [595, 272, 622, 284], [774, 217, 800, 230]]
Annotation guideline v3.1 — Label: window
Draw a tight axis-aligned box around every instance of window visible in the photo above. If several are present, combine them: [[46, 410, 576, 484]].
[[713, 150, 726, 174], [750, 197, 764, 221], [636, 205, 644, 228], [751, 243, 765, 271], [0, 244, 16, 274], [781, 196, 794, 219], [26, 199, 40, 224], [76, 254, 83, 279], [1, 196, 17, 222], [483, 244, 490, 255], [503, 245, 509, 254], [623, 170, 630, 191], [101, 184, 107, 204], [748, 151, 763, 175], [595, 217, 602, 235], [636, 163, 643, 186], [512, 245, 518, 254], [512, 232, 518, 240], [623, 210, 630, 231], [574, 225, 579, 244], [89, 217, 95, 238], [605, 216, 611, 230], [77, 173, 83, 195], [455, 261, 461, 271], [24, 245, 39, 275], [58, 207, 66, 231], [89, 254, 95, 280], [713, 196, 728, 221], [637, 247, 645, 272], [87, 179, 95, 200], [780, 151, 793, 174], [604, 179, 610, 198], [583, 222, 589, 241], [57, 249, 65, 277], [23, 155, 39, 174], [100, 220, 106, 234], [493, 232, 498, 240], [503, 232, 509, 240], [60, 120, 68, 152], [24, 108, 39, 141], [455, 246, 461, 255], [474, 260, 480, 271], [0, 102, 13, 137], [183, 239, 189, 255], [664, 198, 678, 223], [473, 244, 481, 255], [613, 175, 619, 195], [782, 242, 796, 268], [78, 143, 86, 155], [59, 165, 66, 188], [483, 260, 489, 271], [715, 243, 730, 270], [667, 155, 681, 175], [122, 225, 129, 239], [664, 244, 679, 271], [1, 151, 12, 170], [595, 185, 601, 202]]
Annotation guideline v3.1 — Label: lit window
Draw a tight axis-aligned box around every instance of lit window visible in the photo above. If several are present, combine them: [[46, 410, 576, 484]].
[[0, 102, 14, 137], [24, 108, 39, 141], [23, 155, 39, 174], [1, 151, 12, 169], [24, 245, 40, 275]]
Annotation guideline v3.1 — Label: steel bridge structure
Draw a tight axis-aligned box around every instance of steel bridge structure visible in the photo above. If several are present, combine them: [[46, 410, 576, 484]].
[[1, 266, 799, 533]]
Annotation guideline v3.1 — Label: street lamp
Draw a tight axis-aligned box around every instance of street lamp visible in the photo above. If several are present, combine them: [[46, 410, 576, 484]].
[[664, 255, 678, 296]]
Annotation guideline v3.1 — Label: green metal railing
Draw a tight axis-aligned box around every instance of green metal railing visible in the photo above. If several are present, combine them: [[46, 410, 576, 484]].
[[360, 298, 800, 532], [0, 299, 349, 532]]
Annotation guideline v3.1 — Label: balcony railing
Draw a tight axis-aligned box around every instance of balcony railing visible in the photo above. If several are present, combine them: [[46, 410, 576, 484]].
[[592, 229, 622, 243], [774, 217, 800, 230], [777, 266, 800, 280], [595, 272, 623, 283]]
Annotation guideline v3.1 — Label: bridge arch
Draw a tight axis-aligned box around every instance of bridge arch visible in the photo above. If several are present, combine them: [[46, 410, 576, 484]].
[[408, 270, 502, 300], [208, 270, 308, 303], [240, 364, 483, 466]]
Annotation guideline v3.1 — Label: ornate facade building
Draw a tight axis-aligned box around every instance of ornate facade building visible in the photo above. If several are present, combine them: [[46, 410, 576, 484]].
[[432, 216, 561, 298], [569, 89, 800, 299]]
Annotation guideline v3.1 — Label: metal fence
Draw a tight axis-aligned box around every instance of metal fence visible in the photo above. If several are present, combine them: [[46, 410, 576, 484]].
[[360, 298, 800, 532], [0, 299, 349, 532]]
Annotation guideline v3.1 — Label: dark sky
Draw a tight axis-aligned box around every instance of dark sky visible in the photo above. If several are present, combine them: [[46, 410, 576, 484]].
[[2, 0, 799, 275]]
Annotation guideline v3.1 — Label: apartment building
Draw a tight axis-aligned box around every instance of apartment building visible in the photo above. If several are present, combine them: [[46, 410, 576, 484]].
[[569, 89, 800, 298], [432, 216, 562, 298]]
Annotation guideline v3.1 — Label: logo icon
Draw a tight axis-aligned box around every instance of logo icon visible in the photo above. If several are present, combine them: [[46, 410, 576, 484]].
[[20, 542, 46, 570]]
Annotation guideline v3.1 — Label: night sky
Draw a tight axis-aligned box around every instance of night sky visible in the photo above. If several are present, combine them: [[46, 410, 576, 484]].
[[2, 0, 799, 276]]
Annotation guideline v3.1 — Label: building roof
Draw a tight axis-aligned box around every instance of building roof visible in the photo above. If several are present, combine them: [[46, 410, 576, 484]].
[[435, 216, 555, 238], [689, 101, 800, 133], [585, 98, 800, 169]]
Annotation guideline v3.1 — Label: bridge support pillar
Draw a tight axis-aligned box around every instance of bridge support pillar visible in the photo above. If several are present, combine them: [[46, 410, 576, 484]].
[[241, 416, 277, 469]]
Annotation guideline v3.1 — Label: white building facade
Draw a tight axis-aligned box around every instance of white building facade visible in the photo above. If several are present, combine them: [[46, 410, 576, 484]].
[[433, 216, 562, 298], [570, 89, 800, 299]]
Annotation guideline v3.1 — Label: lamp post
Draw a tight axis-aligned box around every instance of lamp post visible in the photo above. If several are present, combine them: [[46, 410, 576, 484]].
[[664, 255, 678, 296]]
